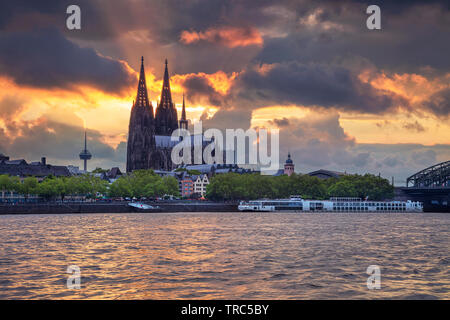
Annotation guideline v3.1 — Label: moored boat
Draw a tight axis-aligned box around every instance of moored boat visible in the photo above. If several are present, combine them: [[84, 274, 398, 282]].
[[238, 196, 423, 213], [128, 202, 161, 212]]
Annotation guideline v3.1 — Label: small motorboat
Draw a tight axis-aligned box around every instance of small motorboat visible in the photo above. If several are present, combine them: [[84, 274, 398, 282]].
[[128, 202, 161, 212]]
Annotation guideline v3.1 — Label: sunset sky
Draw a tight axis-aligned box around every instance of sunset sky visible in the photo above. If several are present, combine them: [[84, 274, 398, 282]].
[[0, 0, 449, 184]]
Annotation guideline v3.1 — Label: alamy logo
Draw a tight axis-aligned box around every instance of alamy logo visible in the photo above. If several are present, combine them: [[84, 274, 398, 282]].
[[170, 121, 280, 172], [366, 5, 381, 30], [366, 265, 381, 289], [67, 265, 81, 289], [66, 5, 81, 30]]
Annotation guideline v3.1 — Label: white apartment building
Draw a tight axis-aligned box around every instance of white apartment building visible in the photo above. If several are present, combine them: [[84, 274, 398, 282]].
[[193, 174, 209, 196]]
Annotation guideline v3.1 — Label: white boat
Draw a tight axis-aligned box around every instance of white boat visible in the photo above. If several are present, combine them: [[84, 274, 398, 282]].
[[128, 202, 160, 211], [238, 196, 423, 213]]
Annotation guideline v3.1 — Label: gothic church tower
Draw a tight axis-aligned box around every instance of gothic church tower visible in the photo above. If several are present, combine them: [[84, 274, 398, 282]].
[[126, 57, 156, 172], [155, 59, 179, 135]]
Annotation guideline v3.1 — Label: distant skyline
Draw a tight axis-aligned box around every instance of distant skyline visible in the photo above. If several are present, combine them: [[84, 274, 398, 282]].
[[0, 0, 449, 184]]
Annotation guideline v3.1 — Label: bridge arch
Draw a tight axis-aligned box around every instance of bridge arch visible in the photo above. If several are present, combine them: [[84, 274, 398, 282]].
[[406, 160, 450, 187]]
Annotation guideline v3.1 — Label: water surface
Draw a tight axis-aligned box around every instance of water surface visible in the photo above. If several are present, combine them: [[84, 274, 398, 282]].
[[0, 212, 448, 299]]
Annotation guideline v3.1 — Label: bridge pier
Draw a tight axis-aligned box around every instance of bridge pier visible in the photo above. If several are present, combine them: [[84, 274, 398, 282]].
[[395, 187, 450, 212]]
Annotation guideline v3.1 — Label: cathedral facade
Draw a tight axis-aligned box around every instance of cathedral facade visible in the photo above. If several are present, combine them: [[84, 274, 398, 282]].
[[126, 57, 189, 172]]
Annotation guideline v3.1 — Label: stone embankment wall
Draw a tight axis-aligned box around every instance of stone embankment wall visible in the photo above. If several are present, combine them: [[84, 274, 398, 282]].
[[0, 202, 238, 214]]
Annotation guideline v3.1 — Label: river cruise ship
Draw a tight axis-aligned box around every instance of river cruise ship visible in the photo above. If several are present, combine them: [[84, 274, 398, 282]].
[[238, 196, 423, 213]]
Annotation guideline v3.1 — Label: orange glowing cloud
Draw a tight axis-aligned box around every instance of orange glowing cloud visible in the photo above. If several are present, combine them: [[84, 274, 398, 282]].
[[170, 70, 238, 95], [358, 70, 450, 106], [180, 26, 263, 48], [0, 75, 134, 149]]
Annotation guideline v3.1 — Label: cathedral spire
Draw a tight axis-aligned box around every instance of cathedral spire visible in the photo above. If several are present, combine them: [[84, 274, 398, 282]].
[[181, 93, 186, 120], [180, 92, 188, 130], [135, 56, 152, 111], [155, 58, 178, 135], [160, 58, 173, 108]]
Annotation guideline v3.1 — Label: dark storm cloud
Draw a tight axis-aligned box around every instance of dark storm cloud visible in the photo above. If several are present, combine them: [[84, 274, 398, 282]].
[[232, 62, 409, 113], [348, 0, 449, 12], [0, 28, 135, 93], [0, 0, 120, 40], [268, 117, 290, 127], [1, 1, 449, 76], [0, 0, 61, 29], [256, 1, 450, 74], [182, 75, 224, 106], [0, 0, 278, 42], [200, 108, 252, 131], [423, 88, 450, 116]]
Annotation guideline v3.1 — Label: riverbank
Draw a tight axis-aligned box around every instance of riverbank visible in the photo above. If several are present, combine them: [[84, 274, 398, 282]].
[[1, 201, 446, 214], [0, 201, 238, 215]]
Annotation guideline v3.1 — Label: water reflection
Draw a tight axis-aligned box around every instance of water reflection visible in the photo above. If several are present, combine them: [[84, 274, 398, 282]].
[[0, 212, 448, 299]]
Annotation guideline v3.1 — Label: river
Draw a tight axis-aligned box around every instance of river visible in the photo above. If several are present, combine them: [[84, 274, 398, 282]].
[[0, 212, 448, 299]]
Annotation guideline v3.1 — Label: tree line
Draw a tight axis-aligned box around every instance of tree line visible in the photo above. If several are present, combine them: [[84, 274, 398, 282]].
[[0, 174, 109, 201], [1, 170, 394, 202], [205, 172, 394, 201], [108, 170, 179, 198], [0, 169, 179, 201]]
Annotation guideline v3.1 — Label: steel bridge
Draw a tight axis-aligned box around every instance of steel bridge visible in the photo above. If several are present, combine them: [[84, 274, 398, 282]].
[[406, 160, 450, 188]]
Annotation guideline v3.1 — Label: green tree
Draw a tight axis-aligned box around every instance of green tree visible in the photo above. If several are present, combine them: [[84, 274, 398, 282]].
[[0, 175, 12, 193], [108, 170, 179, 199], [206, 172, 393, 201], [327, 180, 357, 198], [8, 176, 22, 194], [161, 176, 180, 196], [109, 176, 133, 198], [21, 177, 39, 200], [290, 174, 327, 199], [92, 167, 108, 174], [37, 177, 60, 200], [130, 170, 160, 198], [66, 174, 108, 199]]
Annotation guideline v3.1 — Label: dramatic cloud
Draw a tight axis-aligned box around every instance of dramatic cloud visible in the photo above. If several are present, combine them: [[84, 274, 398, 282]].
[[268, 117, 290, 127], [272, 112, 357, 168], [257, 1, 450, 73], [180, 26, 263, 47], [352, 143, 450, 183], [200, 108, 252, 131], [424, 88, 450, 116], [181, 74, 225, 107], [403, 121, 426, 132], [262, 110, 449, 183], [1, 117, 125, 167], [0, 95, 26, 122], [0, 28, 135, 94], [232, 62, 409, 113], [0, 0, 448, 177]]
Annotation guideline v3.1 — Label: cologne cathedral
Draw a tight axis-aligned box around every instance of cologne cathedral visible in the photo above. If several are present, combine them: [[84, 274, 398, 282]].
[[126, 57, 190, 172]]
